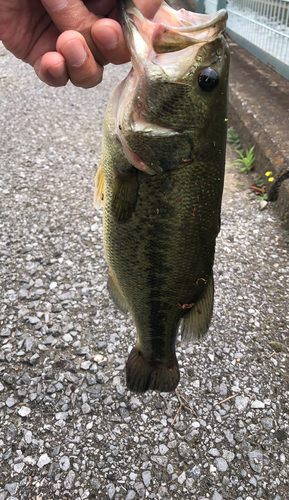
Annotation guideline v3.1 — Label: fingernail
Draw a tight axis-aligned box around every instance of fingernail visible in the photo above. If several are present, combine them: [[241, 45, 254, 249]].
[[94, 27, 118, 51], [61, 40, 87, 67], [42, 0, 68, 11], [48, 62, 66, 79]]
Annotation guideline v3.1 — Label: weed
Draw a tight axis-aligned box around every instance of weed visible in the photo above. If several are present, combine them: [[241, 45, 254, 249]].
[[283, 230, 289, 244], [256, 193, 268, 201], [253, 175, 265, 188], [230, 145, 256, 173], [227, 127, 242, 150]]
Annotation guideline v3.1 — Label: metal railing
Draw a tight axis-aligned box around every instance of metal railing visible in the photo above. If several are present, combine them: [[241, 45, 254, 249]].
[[197, 0, 289, 80]]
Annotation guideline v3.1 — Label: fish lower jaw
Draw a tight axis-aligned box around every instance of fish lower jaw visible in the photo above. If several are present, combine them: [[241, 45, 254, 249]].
[[116, 133, 156, 174]]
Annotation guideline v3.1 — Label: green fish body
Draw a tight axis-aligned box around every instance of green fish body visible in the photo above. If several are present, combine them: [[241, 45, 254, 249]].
[[95, 0, 230, 393]]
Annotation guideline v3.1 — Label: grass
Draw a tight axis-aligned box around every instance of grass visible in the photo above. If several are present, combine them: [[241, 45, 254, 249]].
[[227, 127, 242, 151], [227, 127, 256, 173], [231, 145, 256, 173]]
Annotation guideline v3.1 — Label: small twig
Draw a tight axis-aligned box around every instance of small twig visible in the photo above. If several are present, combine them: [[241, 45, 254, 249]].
[[169, 390, 197, 433], [214, 394, 237, 406], [176, 391, 197, 416], [250, 184, 265, 194], [263, 351, 278, 359]]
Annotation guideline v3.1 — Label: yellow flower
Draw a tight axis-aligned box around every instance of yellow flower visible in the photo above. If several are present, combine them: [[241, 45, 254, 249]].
[[268, 177, 274, 182], [265, 171, 272, 176]]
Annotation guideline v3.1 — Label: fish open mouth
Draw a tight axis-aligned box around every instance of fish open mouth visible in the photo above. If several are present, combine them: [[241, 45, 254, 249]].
[[118, 0, 228, 64], [115, 1, 229, 174]]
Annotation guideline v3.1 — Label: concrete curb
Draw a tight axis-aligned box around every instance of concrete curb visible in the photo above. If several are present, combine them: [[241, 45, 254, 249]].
[[227, 37, 289, 229]]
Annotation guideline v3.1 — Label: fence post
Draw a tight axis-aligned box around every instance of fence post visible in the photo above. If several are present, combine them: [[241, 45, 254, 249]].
[[197, 0, 204, 13], [217, 0, 227, 10]]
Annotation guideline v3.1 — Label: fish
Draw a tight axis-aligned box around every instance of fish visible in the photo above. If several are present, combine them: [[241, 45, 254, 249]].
[[94, 0, 230, 393]]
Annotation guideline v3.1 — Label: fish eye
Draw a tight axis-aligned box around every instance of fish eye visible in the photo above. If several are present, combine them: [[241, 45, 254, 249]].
[[198, 68, 219, 91]]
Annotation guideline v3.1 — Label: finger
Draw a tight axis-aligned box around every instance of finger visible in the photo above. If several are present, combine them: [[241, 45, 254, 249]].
[[41, 0, 100, 58], [34, 51, 69, 87], [91, 19, 130, 66], [56, 31, 103, 88], [134, 0, 163, 19]]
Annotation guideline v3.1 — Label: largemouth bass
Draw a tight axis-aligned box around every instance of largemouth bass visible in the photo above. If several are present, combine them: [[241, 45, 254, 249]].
[[95, 0, 230, 393]]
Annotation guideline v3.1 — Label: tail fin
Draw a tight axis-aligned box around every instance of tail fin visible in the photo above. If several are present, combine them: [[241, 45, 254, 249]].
[[126, 346, 180, 393]]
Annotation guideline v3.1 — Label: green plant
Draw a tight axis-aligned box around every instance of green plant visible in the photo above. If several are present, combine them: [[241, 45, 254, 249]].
[[227, 127, 242, 150], [256, 193, 268, 201], [253, 175, 265, 188], [231, 145, 256, 173], [283, 230, 289, 244]]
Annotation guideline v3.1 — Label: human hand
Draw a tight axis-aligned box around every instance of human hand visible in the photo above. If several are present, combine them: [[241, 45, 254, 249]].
[[0, 0, 163, 88]]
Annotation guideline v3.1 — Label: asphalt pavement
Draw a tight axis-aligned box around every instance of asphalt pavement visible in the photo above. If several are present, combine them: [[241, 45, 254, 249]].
[[0, 42, 288, 500]]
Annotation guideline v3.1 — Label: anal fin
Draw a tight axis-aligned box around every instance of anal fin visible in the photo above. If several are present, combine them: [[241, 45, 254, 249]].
[[112, 167, 138, 222], [107, 269, 129, 313], [181, 273, 214, 342], [94, 159, 104, 209]]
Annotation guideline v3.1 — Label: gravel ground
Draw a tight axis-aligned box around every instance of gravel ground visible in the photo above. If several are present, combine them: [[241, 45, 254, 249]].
[[0, 42, 288, 500]]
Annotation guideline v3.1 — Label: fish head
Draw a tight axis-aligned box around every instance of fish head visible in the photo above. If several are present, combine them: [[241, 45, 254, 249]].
[[115, 0, 230, 173]]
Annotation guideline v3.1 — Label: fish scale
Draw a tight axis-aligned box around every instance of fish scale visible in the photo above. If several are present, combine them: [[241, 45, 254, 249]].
[[95, 0, 230, 393]]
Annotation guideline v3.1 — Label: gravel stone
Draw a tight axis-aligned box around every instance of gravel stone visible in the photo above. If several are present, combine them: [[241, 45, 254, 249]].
[[142, 471, 151, 487], [59, 456, 70, 471], [37, 454, 51, 468], [219, 383, 227, 397], [178, 441, 192, 459], [63, 333, 73, 342], [159, 444, 168, 455], [134, 482, 145, 497], [80, 361, 91, 370], [0, 46, 288, 500], [82, 403, 91, 414], [126, 491, 136, 500], [251, 400, 265, 409], [18, 406, 31, 417], [211, 492, 223, 500], [222, 450, 235, 462], [261, 417, 274, 430], [214, 458, 228, 472], [5, 483, 19, 496], [151, 456, 168, 467], [6, 397, 17, 408], [209, 448, 220, 457], [235, 396, 249, 411], [107, 483, 116, 499], [275, 429, 287, 441], [6, 424, 18, 443], [248, 450, 263, 473], [98, 341, 107, 350], [13, 462, 25, 473], [24, 431, 32, 444], [178, 471, 186, 484], [63, 470, 75, 489]]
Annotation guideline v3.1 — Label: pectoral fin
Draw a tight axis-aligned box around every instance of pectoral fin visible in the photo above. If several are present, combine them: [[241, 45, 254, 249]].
[[94, 159, 104, 209], [107, 269, 129, 313], [181, 274, 214, 341], [112, 167, 138, 222]]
